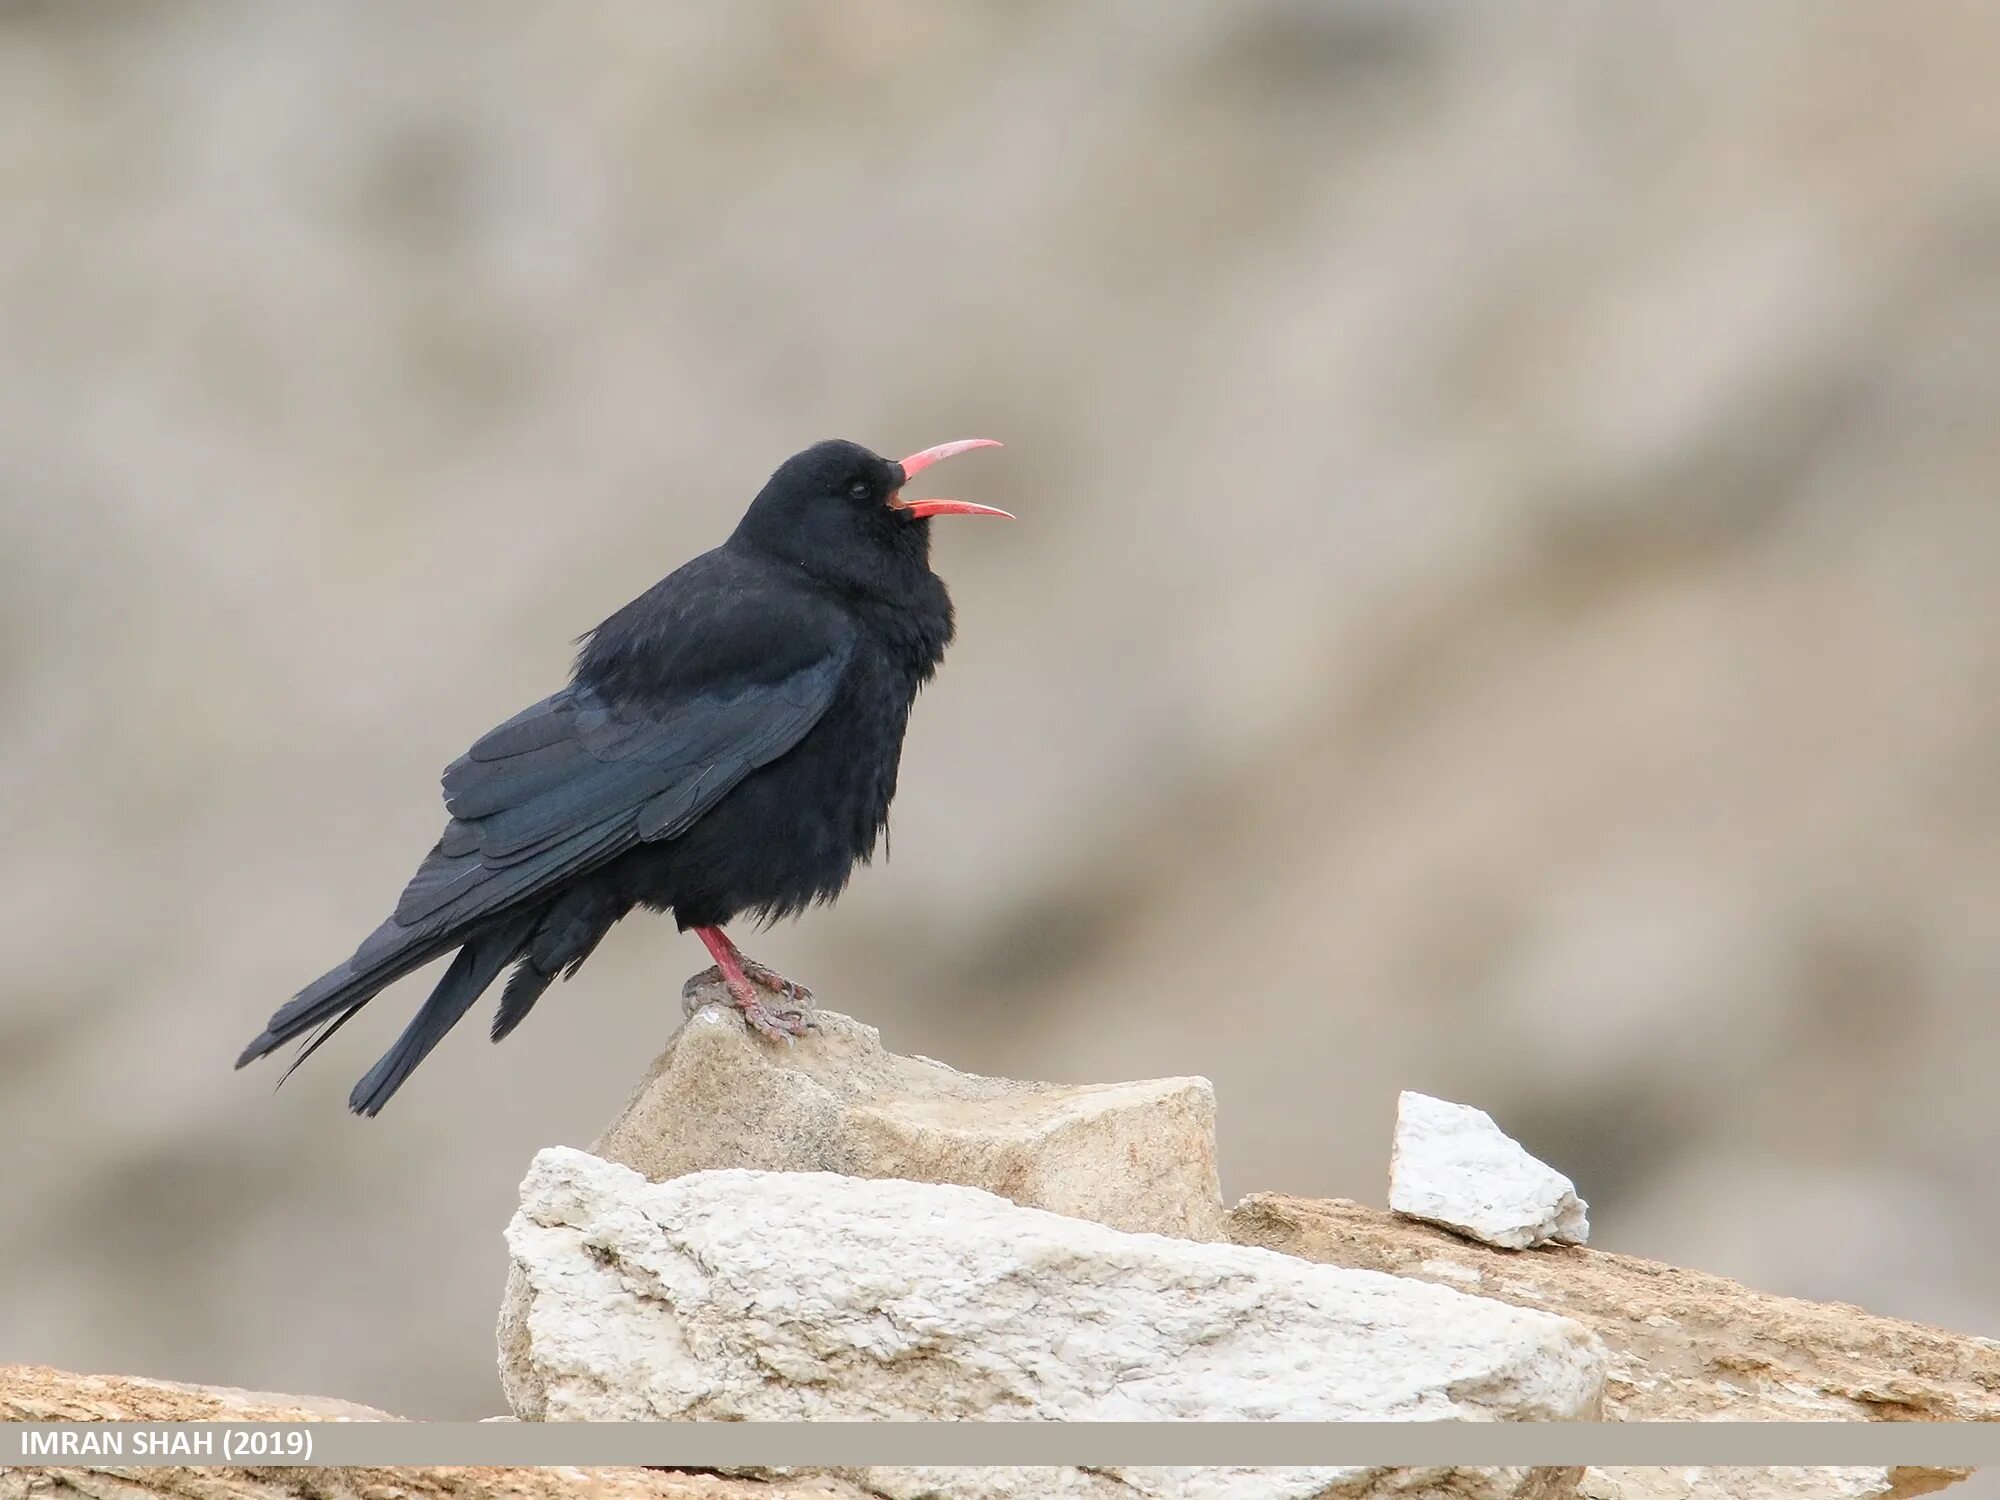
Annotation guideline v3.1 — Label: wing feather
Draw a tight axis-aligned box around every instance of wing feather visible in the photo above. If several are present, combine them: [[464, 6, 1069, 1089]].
[[385, 643, 850, 938]]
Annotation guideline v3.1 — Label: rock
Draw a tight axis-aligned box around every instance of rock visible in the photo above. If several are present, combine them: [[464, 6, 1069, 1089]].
[[1579, 1472, 1962, 1500], [594, 995, 1226, 1241], [496, 1002, 1231, 1458], [1231, 1194, 1997, 1500], [501, 1146, 1608, 1500], [834, 1470, 1589, 1500], [1388, 1092, 1589, 1249], [0, 1363, 866, 1500], [0, 1365, 401, 1425]]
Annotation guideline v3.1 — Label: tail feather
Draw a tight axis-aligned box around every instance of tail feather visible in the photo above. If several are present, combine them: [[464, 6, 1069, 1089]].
[[276, 1004, 365, 1088], [347, 911, 538, 1116], [235, 917, 450, 1071], [240, 880, 623, 1112], [490, 887, 625, 1042], [489, 961, 557, 1044]]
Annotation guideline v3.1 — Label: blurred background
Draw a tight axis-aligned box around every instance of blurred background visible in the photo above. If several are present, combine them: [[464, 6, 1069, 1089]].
[[3, 0, 1998, 1421]]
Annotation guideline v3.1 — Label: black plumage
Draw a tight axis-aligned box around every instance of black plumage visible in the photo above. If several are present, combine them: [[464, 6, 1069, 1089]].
[[235, 436, 1007, 1114]]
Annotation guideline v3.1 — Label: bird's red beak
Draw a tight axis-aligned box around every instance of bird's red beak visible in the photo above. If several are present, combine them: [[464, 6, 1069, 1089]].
[[891, 438, 1012, 520]]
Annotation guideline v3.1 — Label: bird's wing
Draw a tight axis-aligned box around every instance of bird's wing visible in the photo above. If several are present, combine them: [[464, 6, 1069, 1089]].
[[359, 639, 852, 963]]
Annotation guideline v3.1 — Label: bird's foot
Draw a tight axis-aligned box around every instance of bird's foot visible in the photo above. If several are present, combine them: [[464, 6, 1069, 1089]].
[[737, 956, 813, 1009], [734, 988, 818, 1043], [681, 960, 817, 1042]]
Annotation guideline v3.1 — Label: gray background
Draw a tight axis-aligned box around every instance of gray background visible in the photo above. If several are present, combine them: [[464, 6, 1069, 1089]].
[[3, 1, 1998, 1422]]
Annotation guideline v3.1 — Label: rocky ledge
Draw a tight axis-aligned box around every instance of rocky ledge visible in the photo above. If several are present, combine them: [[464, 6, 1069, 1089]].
[[0, 1364, 866, 1500], [13, 1000, 1998, 1500]]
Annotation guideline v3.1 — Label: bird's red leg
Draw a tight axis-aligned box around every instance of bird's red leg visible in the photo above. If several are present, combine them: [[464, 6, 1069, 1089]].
[[707, 927, 813, 1005], [690, 926, 816, 1042]]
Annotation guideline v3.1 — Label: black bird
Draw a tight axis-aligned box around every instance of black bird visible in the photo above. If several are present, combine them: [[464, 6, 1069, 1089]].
[[236, 437, 1009, 1114]]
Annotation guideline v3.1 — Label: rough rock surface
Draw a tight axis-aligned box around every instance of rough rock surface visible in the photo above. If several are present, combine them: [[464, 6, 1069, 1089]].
[[1583, 1476, 1970, 1500], [501, 1146, 1607, 1500], [0, 1364, 866, 1500], [0, 1365, 399, 1426], [823, 1470, 1590, 1500], [595, 996, 1227, 1241], [1230, 1195, 1997, 1500], [1388, 1092, 1589, 1249]]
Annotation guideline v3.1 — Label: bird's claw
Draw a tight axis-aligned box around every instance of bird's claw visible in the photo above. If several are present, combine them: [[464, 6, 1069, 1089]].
[[681, 960, 818, 1041], [735, 993, 819, 1044], [738, 958, 812, 1008], [683, 965, 725, 1011]]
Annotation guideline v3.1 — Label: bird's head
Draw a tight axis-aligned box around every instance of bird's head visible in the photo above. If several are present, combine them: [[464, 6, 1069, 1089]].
[[732, 437, 1009, 586]]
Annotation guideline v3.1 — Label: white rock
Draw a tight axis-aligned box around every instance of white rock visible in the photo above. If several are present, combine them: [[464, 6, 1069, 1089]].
[[501, 1147, 1608, 1500], [1388, 1092, 1590, 1250]]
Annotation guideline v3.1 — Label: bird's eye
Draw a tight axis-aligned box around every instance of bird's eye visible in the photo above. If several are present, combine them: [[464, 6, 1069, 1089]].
[[848, 479, 872, 500]]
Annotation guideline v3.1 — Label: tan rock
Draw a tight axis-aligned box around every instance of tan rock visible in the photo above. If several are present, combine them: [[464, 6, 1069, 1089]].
[[593, 994, 1226, 1241], [0, 1363, 866, 1500], [1229, 1195, 1995, 1500], [0, 1365, 400, 1426], [832, 1468, 1590, 1500]]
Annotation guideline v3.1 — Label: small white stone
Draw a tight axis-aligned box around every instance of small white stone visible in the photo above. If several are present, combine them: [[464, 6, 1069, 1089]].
[[1388, 1091, 1590, 1249]]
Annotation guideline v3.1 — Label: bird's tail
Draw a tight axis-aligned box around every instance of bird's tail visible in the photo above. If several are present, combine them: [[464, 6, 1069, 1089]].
[[345, 911, 538, 1116], [236, 909, 537, 1115], [235, 919, 449, 1074], [489, 885, 625, 1043]]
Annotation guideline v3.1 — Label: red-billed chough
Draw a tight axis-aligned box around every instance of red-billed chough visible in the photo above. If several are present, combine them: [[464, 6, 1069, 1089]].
[[235, 437, 1009, 1114]]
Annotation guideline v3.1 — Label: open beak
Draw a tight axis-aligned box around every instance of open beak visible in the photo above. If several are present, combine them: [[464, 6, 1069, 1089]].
[[890, 438, 1013, 520]]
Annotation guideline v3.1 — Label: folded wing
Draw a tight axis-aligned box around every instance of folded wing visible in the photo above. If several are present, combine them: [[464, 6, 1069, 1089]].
[[386, 655, 848, 944]]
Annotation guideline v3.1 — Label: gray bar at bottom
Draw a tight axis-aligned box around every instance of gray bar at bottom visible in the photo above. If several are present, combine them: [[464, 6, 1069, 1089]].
[[4, 1421, 1999, 1469]]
